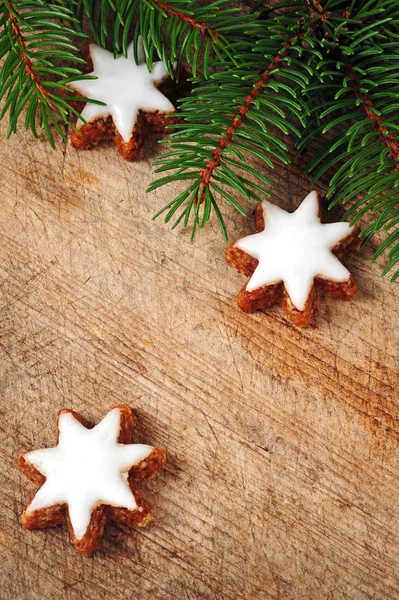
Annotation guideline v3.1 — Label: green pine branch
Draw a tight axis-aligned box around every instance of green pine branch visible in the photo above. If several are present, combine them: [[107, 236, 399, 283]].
[[148, 12, 319, 239], [297, 0, 399, 280], [77, 0, 257, 76], [151, 0, 399, 280], [0, 0, 89, 147]]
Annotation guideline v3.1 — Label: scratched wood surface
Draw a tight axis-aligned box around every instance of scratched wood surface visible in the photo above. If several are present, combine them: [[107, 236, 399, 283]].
[[0, 111, 398, 600]]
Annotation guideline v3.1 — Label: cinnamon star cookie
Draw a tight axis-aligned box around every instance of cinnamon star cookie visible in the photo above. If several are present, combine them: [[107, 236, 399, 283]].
[[18, 405, 166, 554], [68, 37, 177, 160], [226, 191, 360, 326]]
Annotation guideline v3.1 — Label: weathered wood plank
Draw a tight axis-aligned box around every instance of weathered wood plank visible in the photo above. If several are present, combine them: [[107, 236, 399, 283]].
[[0, 122, 398, 600]]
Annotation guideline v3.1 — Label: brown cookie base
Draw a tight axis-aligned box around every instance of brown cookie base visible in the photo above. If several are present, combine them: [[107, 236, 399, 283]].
[[226, 196, 360, 327], [18, 404, 166, 555], [69, 110, 179, 161]]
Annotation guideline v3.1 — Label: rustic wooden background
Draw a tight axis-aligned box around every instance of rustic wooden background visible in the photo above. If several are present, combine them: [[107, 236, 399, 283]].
[[0, 109, 398, 600]]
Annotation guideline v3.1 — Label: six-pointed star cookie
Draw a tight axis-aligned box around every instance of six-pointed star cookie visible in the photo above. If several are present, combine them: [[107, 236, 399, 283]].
[[226, 191, 360, 327], [18, 404, 166, 554], [67, 38, 176, 160]]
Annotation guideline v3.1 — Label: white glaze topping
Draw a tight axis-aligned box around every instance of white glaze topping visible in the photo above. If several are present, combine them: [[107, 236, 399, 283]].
[[235, 191, 354, 310], [24, 408, 153, 540], [68, 38, 175, 142]]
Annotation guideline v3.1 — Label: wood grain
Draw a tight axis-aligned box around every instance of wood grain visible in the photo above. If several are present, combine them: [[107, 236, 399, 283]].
[[0, 119, 398, 600]]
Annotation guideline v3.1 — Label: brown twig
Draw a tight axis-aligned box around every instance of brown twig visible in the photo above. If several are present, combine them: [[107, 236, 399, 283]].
[[305, 0, 329, 22], [342, 54, 399, 172], [194, 1, 338, 200], [6, 2, 56, 109], [306, 2, 399, 169], [196, 36, 300, 199], [151, 0, 220, 39]]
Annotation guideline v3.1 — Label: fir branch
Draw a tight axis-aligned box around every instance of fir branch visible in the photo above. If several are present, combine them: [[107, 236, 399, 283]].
[[341, 54, 399, 172], [150, 0, 221, 40], [300, 1, 399, 280], [6, 1, 56, 109], [305, 0, 328, 21], [196, 38, 296, 200], [149, 10, 318, 239], [0, 0, 88, 146], [78, 0, 257, 76]]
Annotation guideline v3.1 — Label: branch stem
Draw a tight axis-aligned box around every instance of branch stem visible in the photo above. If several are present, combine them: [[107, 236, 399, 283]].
[[197, 35, 300, 198], [151, 0, 220, 39], [5, 1, 56, 109], [342, 54, 399, 172], [305, 0, 328, 21]]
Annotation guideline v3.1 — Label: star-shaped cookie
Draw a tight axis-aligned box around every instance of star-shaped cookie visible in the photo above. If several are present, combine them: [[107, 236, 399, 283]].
[[18, 405, 166, 554], [226, 191, 360, 326], [67, 38, 176, 160]]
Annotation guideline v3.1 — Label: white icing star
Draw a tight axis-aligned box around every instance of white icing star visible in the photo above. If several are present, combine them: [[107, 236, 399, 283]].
[[24, 408, 153, 540], [235, 191, 354, 310], [68, 38, 175, 142]]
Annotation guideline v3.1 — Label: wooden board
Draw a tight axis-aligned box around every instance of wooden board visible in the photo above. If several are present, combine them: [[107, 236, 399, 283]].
[[0, 118, 398, 600]]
